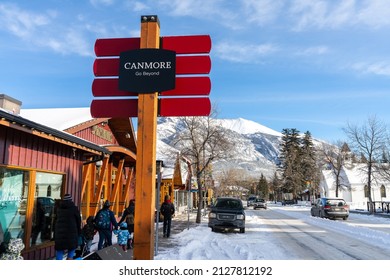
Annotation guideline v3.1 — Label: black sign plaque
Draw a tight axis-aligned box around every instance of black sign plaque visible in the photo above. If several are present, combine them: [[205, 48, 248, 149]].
[[119, 48, 176, 93]]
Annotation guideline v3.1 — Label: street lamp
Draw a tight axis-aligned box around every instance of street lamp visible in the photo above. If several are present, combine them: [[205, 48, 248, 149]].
[[154, 159, 164, 256]]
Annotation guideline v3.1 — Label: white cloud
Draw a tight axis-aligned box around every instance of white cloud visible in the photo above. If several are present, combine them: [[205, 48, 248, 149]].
[[295, 46, 330, 56], [357, 0, 390, 28], [0, 3, 52, 39], [241, 0, 283, 26], [214, 41, 278, 63], [89, 0, 115, 7], [0, 3, 96, 57], [289, 0, 390, 31], [352, 62, 390, 76]]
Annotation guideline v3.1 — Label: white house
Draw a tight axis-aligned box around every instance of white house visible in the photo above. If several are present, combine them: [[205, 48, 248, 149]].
[[319, 164, 389, 210]]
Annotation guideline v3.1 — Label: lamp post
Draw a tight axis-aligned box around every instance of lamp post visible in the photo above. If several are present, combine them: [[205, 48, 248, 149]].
[[154, 160, 163, 256]]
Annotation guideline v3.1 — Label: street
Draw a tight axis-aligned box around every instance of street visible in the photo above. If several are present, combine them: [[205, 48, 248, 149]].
[[247, 206, 390, 260], [155, 205, 390, 260]]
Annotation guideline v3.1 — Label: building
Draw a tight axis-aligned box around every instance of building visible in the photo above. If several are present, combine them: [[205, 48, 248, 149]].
[[0, 95, 137, 259], [319, 164, 389, 211]]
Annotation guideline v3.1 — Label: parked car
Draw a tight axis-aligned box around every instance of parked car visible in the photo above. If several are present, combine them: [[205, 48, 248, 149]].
[[208, 197, 246, 233], [253, 198, 267, 210], [311, 197, 349, 220], [247, 196, 257, 207]]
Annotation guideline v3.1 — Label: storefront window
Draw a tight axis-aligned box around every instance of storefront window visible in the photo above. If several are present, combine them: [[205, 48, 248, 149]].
[[0, 167, 29, 245], [30, 172, 62, 246]]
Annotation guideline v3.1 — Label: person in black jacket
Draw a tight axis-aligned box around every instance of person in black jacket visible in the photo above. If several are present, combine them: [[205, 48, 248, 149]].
[[118, 199, 135, 249], [54, 194, 81, 260], [160, 195, 175, 238]]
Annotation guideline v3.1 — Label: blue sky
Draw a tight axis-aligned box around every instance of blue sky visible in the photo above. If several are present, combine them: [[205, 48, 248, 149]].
[[1, 0, 390, 143]]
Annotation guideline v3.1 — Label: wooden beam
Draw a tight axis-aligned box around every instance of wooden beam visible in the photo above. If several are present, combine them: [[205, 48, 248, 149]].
[[133, 15, 160, 260]]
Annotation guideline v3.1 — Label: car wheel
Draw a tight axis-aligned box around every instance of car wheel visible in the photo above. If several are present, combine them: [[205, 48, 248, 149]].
[[240, 228, 245, 233], [211, 227, 215, 232], [343, 217, 348, 220]]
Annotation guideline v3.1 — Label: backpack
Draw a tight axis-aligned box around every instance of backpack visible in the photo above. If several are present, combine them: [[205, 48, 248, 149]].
[[95, 209, 111, 229]]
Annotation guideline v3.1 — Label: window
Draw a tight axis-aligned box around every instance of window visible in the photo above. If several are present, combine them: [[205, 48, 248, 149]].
[[30, 172, 63, 246], [0, 166, 64, 249], [0, 167, 29, 244], [381, 185, 386, 198], [364, 185, 369, 198]]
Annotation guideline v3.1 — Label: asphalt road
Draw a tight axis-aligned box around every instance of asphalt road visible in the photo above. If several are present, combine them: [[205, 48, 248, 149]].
[[246, 207, 390, 260]]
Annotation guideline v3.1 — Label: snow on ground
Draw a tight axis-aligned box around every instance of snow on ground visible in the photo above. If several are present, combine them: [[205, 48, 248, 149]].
[[154, 204, 390, 260]]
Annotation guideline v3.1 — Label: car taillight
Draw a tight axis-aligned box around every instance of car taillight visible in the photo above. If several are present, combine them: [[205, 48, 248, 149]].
[[324, 205, 331, 209], [344, 205, 349, 210]]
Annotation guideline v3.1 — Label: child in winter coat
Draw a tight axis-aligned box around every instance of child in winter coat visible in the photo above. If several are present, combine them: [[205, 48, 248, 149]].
[[114, 222, 132, 252], [81, 216, 96, 255]]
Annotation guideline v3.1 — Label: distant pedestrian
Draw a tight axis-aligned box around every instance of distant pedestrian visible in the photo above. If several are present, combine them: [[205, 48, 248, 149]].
[[118, 199, 135, 249], [54, 194, 81, 260], [95, 200, 118, 250], [114, 222, 132, 252], [160, 195, 175, 238]]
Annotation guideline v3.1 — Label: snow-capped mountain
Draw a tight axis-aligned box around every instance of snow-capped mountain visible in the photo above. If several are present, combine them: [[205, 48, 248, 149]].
[[157, 117, 282, 179]]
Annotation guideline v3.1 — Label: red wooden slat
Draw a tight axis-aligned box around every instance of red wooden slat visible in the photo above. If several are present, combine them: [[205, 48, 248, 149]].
[[176, 56, 211, 75], [95, 37, 140, 57], [93, 58, 119, 77], [92, 79, 138, 97], [94, 35, 211, 57], [90, 99, 138, 118], [162, 35, 211, 54], [159, 97, 211, 117], [92, 77, 211, 97], [161, 76, 211, 96], [93, 56, 211, 77]]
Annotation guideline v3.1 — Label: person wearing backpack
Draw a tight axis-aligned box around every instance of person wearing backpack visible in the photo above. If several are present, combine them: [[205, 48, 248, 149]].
[[160, 195, 175, 238], [118, 199, 135, 249], [95, 200, 118, 250]]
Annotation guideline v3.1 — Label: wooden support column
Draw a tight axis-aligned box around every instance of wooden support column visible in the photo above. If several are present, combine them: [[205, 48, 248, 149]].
[[133, 15, 160, 260]]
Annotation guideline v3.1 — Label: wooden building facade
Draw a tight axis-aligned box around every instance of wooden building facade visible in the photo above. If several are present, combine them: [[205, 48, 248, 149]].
[[0, 96, 137, 259]]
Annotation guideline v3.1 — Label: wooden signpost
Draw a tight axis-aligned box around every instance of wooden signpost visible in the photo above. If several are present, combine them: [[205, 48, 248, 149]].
[[90, 15, 211, 260]]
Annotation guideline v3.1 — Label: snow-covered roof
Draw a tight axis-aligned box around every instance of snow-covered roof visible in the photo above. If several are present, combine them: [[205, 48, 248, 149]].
[[20, 107, 93, 131]]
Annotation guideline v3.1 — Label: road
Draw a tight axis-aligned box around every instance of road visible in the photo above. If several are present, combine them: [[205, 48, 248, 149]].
[[246, 206, 390, 260]]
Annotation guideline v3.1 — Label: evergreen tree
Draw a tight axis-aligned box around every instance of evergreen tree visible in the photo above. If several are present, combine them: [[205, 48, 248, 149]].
[[257, 173, 269, 200], [279, 128, 303, 200]]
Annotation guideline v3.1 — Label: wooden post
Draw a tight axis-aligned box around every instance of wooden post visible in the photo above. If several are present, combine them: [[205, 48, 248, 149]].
[[133, 15, 160, 260]]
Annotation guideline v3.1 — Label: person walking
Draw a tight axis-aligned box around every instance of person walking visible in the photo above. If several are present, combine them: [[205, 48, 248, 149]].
[[80, 215, 96, 255], [113, 222, 132, 252], [54, 194, 81, 260], [160, 195, 175, 238], [95, 200, 118, 250], [118, 199, 135, 249]]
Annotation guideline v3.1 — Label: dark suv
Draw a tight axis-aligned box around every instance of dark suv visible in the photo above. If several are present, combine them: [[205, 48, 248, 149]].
[[311, 197, 349, 220], [208, 197, 245, 233]]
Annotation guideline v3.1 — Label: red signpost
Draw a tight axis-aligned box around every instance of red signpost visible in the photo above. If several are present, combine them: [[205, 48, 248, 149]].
[[94, 35, 211, 56], [91, 32, 212, 119], [90, 15, 211, 260], [93, 55, 211, 77], [92, 77, 210, 97]]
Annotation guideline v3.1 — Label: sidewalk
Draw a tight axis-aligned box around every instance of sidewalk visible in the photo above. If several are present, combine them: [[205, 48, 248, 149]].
[[84, 211, 200, 260]]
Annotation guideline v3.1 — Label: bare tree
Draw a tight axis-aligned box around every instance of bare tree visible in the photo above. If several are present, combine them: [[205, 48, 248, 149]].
[[320, 141, 350, 197], [343, 116, 388, 212], [172, 114, 234, 223]]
